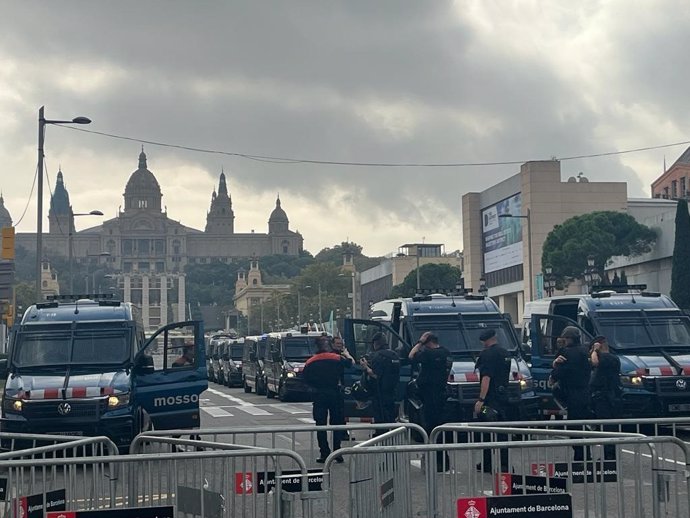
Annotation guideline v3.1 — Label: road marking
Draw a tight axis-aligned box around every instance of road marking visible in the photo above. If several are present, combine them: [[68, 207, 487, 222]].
[[269, 404, 310, 414], [277, 434, 302, 446], [202, 407, 234, 418], [622, 448, 685, 466], [206, 387, 253, 406], [235, 405, 272, 416], [298, 417, 315, 424]]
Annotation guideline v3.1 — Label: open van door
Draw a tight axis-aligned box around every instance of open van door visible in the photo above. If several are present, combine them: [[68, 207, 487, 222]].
[[529, 314, 592, 416], [134, 320, 207, 431], [342, 318, 413, 420]]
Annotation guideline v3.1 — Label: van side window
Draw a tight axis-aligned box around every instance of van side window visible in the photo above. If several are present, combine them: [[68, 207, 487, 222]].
[[580, 316, 595, 336]]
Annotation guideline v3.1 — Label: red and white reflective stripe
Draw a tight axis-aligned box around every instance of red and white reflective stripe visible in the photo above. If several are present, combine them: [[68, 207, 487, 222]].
[[682, 367, 690, 376], [64, 387, 101, 398], [102, 387, 115, 396], [450, 372, 480, 382], [636, 367, 675, 376], [346, 417, 373, 423], [28, 388, 61, 399]]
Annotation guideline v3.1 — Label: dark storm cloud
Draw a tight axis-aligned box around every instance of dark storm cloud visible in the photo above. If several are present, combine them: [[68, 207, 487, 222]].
[[0, 1, 681, 253]]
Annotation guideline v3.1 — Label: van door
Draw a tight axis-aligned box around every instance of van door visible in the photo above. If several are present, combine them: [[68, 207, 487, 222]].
[[342, 318, 412, 402], [529, 314, 592, 416], [134, 321, 207, 431]]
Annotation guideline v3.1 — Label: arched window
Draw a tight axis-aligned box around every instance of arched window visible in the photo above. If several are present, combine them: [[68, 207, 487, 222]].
[[252, 278, 258, 286]]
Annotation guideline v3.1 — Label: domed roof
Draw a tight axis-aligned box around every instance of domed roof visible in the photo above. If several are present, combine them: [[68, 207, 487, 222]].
[[269, 196, 288, 223], [0, 192, 12, 227], [124, 149, 161, 196]]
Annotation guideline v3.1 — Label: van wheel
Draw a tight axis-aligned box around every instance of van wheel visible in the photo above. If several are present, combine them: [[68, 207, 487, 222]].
[[278, 382, 289, 402], [243, 377, 252, 393], [257, 377, 267, 396]]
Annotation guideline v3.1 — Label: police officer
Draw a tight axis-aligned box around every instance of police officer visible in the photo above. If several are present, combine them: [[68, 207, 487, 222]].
[[409, 331, 452, 471], [589, 335, 620, 459], [474, 329, 511, 472], [360, 332, 401, 426], [303, 335, 354, 463], [551, 326, 591, 461]]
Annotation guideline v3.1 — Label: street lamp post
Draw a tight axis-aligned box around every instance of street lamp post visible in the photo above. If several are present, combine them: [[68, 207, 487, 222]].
[[69, 210, 104, 293], [583, 254, 600, 294], [36, 106, 91, 301], [498, 208, 533, 301], [544, 265, 555, 297]]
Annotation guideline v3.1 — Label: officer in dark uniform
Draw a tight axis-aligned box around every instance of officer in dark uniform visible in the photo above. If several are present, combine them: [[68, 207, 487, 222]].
[[551, 326, 591, 461], [360, 332, 401, 425], [474, 329, 511, 472], [589, 335, 620, 459], [303, 335, 354, 463], [409, 331, 452, 471]]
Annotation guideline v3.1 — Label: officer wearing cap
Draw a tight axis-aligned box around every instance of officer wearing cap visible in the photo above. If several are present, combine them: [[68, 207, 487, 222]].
[[474, 328, 511, 472], [551, 326, 591, 460]]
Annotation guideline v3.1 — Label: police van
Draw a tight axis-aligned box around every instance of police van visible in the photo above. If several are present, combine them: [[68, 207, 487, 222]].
[[264, 331, 324, 401], [342, 293, 539, 427], [526, 286, 690, 418], [0, 295, 208, 451], [242, 335, 268, 395]]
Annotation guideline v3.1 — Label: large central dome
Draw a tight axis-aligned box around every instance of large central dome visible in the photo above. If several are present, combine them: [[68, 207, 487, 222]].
[[125, 150, 161, 195], [123, 149, 162, 212]]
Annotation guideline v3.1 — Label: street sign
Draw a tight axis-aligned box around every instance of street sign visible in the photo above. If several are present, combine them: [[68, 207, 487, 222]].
[[531, 461, 618, 483], [13, 488, 66, 518], [495, 472, 568, 495], [457, 494, 573, 518], [234, 469, 323, 494]]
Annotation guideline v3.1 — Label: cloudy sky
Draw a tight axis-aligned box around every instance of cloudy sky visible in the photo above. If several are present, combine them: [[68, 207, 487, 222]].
[[1, 1, 688, 257]]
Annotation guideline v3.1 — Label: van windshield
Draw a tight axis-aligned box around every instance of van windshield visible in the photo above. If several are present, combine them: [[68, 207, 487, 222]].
[[283, 338, 315, 360], [408, 316, 518, 353], [598, 317, 690, 348], [230, 345, 244, 360], [14, 327, 131, 367], [258, 342, 266, 358]]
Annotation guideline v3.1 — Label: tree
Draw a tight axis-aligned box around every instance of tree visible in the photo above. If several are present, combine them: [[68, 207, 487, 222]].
[[315, 241, 381, 271], [671, 200, 690, 309], [390, 263, 463, 298], [541, 211, 656, 285]]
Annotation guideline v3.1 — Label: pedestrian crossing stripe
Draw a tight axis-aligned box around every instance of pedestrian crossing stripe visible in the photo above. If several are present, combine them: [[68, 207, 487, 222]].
[[201, 405, 312, 418]]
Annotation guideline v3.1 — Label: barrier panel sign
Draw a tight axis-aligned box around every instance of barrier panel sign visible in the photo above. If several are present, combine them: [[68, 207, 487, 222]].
[[47, 507, 174, 518], [380, 477, 395, 509], [531, 461, 618, 483], [14, 489, 66, 518], [495, 473, 568, 495], [0, 477, 7, 501], [177, 486, 224, 518], [457, 494, 573, 518], [235, 470, 323, 494]]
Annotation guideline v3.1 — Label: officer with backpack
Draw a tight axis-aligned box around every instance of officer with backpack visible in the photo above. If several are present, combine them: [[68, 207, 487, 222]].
[[360, 332, 401, 425]]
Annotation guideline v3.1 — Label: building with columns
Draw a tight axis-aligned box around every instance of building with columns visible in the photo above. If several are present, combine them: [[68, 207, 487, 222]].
[[7, 149, 304, 331], [233, 258, 291, 333]]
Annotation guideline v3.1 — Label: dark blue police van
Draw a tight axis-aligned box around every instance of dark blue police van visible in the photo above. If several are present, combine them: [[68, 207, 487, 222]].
[[342, 293, 539, 427], [527, 287, 690, 418], [0, 295, 207, 451]]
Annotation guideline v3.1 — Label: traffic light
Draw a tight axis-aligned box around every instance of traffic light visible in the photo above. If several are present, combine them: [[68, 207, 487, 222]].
[[1, 226, 14, 260]]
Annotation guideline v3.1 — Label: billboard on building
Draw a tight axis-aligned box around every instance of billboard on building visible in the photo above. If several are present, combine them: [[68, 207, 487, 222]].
[[482, 193, 523, 274]]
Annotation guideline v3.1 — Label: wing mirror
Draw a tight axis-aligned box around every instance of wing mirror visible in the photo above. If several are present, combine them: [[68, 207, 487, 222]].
[[135, 354, 155, 375]]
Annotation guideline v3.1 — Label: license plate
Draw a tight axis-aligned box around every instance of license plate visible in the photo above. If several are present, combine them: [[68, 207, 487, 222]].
[[668, 404, 690, 412], [48, 431, 84, 436]]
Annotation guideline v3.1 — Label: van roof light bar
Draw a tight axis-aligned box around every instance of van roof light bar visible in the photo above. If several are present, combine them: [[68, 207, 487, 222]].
[[47, 293, 116, 302], [590, 284, 648, 295]]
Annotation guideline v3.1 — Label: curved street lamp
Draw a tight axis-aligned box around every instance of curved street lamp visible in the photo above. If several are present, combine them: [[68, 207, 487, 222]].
[[36, 106, 91, 301]]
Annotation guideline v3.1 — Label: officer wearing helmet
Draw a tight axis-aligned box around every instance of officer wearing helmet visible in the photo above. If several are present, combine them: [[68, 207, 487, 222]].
[[551, 326, 591, 460]]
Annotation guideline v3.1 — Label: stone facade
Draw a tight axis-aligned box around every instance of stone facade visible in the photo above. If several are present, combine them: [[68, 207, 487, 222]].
[[6, 149, 304, 331]]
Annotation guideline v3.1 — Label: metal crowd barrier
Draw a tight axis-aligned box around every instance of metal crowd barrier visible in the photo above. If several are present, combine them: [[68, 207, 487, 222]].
[[131, 422, 428, 462], [322, 431, 690, 518], [0, 445, 316, 518]]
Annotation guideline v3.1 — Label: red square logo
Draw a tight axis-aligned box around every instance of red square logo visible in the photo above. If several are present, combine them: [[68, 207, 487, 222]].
[[531, 462, 554, 477], [47, 513, 77, 518], [495, 473, 512, 495], [457, 497, 487, 518], [235, 472, 254, 494]]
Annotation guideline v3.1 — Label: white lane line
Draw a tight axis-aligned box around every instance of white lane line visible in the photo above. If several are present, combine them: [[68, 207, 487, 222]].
[[206, 387, 253, 406], [270, 404, 310, 414], [235, 405, 272, 416], [622, 449, 685, 466], [202, 407, 234, 418], [277, 434, 302, 447], [298, 417, 315, 424]]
